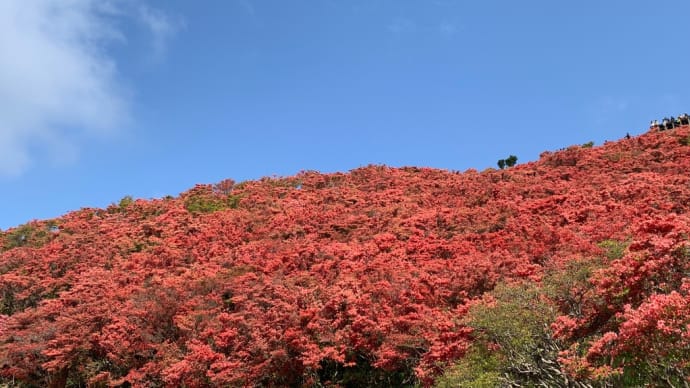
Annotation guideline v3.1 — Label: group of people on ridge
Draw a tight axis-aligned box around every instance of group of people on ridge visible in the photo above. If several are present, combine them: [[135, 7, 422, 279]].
[[650, 113, 690, 131]]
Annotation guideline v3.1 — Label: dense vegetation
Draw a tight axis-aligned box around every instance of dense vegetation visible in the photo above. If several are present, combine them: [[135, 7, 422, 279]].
[[2, 125, 690, 387]]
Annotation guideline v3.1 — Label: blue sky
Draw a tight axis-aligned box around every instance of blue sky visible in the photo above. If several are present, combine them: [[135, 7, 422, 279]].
[[2, 0, 690, 230]]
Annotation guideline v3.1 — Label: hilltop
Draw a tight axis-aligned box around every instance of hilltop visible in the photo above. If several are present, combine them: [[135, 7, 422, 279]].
[[2, 125, 690, 387]]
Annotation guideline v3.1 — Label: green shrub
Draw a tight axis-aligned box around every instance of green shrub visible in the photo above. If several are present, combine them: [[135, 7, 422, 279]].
[[505, 155, 518, 167], [227, 194, 242, 209], [597, 239, 628, 261], [1, 222, 54, 252], [185, 197, 225, 213], [118, 195, 134, 209], [184, 193, 242, 214], [435, 344, 503, 388], [438, 244, 632, 387], [437, 282, 569, 387], [497, 155, 518, 170], [540, 243, 625, 327]]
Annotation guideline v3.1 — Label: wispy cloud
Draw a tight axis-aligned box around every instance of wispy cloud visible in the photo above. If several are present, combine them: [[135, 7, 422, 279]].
[[137, 4, 184, 62], [0, 0, 179, 177]]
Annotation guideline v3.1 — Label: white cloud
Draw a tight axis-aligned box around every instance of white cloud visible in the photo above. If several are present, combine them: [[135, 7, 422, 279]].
[[0, 0, 178, 176], [137, 4, 183, 62]]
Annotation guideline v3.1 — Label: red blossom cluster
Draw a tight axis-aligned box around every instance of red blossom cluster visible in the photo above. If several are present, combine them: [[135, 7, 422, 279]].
[[553, 214, 690, 382], [2, 126, 690, 386]]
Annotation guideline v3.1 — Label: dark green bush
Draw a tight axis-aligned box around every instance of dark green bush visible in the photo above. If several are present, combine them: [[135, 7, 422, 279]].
[[497, 155, 518, 170]]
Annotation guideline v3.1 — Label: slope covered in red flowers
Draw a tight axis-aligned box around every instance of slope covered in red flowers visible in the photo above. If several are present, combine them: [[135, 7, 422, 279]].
[[2, 126, 690, 387]]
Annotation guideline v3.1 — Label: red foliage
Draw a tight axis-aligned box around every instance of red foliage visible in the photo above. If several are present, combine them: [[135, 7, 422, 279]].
[[2, 126, 690, 386]]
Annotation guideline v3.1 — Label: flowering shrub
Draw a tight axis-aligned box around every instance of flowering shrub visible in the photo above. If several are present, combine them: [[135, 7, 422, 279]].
[[553, 216, 690, 385], [1, 127, 690, 386]]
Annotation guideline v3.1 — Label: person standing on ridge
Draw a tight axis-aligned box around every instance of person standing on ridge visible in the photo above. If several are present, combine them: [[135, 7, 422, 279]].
[[661, 118, 669, 131], [680, 113, 690, 126]]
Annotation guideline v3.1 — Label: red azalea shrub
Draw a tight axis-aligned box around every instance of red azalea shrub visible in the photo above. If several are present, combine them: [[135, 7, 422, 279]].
[[553, 214, 690, 385], [2, 126, 690, 386]]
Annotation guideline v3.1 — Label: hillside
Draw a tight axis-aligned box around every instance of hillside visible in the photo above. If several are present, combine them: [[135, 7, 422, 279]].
[[2, 125, 690, 387]]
